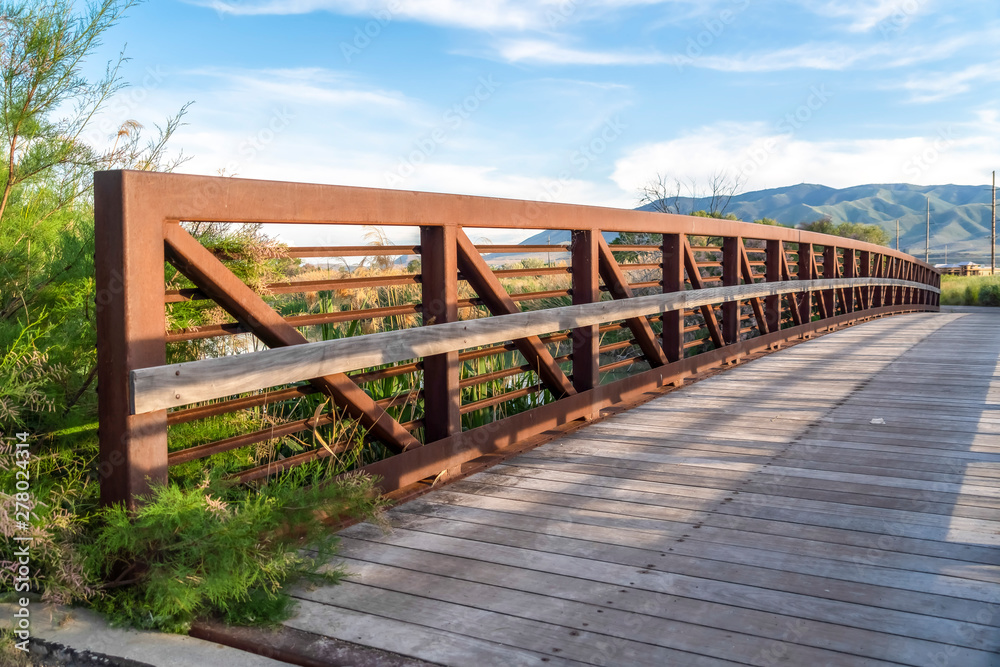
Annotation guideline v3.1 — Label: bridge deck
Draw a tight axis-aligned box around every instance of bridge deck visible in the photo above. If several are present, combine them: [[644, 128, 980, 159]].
[[285, 311, 1000, 666]]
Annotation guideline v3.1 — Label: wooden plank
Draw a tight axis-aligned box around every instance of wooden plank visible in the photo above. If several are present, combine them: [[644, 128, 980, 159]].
[[328, 555, 876, 666], [294, 580, 744, 667], [328, 548, 923, 666], [338, 518, 1000, 648], [132, 276, 934, 413], [403, 484, 1000, 567], [382, 499, 1000, 617], [286, 598, 581, 667]]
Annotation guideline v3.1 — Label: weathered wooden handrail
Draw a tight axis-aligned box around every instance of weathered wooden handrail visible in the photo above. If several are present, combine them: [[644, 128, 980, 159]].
[[131, 276, 936, 415], [95, 170, 941, 507]]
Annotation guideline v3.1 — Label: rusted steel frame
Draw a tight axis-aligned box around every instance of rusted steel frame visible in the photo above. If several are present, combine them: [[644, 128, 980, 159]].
[[488, 266, 571, 278], [600, 356, 643, 372], [355, 303, 931, 494], [683, 338, 710, 350], [283, 245, 420, 258], [811, 250, 831, 320], [167, 385, 316, 425], [765, 240, 782, 332], [420, 226, 461, 442], [507, 289, 573, 302], [375, 389, 421, 411], [165, 274, 422, 303], [722, 237, 742, 345], [457, 321, 612, 363], [695, 261, 723, 269], [628, 281, 662, 290], [823, 245, 839, 317], [168, 411, 338, 466], [617, 262, 666, 272], [166, 303, 423, 342], [682, 239, 726, 348], [571, 230, 600, 393], [95, 171, 169, 507], [350, 361, 423, 384], [167, 287, 576, 343], [104, 172, 936, 272], [162, 222, 421, 454], [739, 243, 769, 335], [599, 338, 638, 353], [459, 384, 543, 415], [459, 363, 533, 389], [596, 236, 669, 366], [886, 257, 901, 306], [690, 246, 721, 253], [662, 234, 684, 362], [859, 250, 872, 309], [797, 243, 813, 324], [233, 438, 354, 483], [455, 230, 576, 397], [843, 248, 856, 313], [871, 254, 885, 307], [608, 245, 663, 253], [476, 244, 568, 253]]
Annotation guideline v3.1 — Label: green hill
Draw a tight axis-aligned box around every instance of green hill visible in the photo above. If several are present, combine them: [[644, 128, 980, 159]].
[[518, 183, 996, 265]]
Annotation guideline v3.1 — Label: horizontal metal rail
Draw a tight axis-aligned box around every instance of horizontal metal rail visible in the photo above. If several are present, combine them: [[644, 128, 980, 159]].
[[131, 276, 935, 414]]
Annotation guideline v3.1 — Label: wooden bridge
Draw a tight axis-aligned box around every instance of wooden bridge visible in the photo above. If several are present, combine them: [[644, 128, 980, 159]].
[[258, 309, 999, 667], [93, 173, 999, 665]]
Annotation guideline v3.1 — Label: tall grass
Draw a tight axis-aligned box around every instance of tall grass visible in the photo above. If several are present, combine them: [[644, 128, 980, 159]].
[[939, 274, 1000, 306]]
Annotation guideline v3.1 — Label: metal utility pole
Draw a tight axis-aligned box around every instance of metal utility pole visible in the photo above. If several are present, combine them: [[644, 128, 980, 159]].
[[925, 198, 930, 264], [992, 171, 996, 275], [895, 219, 899, 251]]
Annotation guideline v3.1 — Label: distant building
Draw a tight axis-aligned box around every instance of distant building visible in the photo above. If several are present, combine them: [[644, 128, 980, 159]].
[[934, 262, 995, 276]]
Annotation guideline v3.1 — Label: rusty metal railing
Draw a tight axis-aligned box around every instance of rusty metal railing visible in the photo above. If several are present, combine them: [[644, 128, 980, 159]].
[[95, 170, 940, 507]]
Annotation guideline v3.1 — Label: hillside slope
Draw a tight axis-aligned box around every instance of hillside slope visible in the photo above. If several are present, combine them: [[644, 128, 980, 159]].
[[519, 183, 995, 264]]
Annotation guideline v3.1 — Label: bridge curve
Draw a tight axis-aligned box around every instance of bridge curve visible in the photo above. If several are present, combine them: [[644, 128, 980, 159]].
[[242, 309, 999, 666]]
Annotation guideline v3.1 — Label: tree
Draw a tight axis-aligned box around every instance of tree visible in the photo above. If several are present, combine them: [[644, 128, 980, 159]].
[[0, 0, 189, 428], [636, 169, 745, 218], [799, 219, 890, 246]]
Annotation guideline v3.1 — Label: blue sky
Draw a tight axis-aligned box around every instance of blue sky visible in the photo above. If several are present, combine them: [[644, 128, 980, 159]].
[[88, 1, 999, 242]]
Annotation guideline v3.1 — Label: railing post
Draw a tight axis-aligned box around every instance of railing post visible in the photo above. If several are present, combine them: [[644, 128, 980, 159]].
[[765, 240, 782, 332], [723, 236, 741, 345], [843, 248, 856, 313], [572, 229, 600, 393], [872, 254, 884, 308], [420, 225, 461, 441], [860, 250, 872, 310], [798, 242, 813, 324], [95, 171, 168, 508], [823, 245, 837, 318], [662, 233, 685, 362]]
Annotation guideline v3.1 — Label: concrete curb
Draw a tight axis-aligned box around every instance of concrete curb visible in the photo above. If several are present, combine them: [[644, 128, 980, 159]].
[[0, 605, 289, 667]]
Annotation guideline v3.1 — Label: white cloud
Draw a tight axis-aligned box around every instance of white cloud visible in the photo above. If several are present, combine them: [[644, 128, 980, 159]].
[[497, 39, 671, 65], [612, 121, 998, 194], [807, 0, 933, 33], [190, 0, 692, 31], [896, 61, 1000, 103]]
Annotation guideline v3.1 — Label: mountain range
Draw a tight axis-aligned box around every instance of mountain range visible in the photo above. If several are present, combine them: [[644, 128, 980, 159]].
[[518, 183, 997, 265]]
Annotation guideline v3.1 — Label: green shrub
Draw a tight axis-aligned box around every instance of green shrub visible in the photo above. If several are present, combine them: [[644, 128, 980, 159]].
[[83, 467, 385, 634], [979, 284, 1000, 307]]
